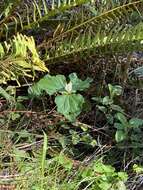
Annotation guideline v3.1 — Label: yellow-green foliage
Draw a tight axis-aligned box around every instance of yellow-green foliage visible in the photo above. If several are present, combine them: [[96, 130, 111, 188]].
[[0, 0, 91, 84], [0, 33, 48, 85]]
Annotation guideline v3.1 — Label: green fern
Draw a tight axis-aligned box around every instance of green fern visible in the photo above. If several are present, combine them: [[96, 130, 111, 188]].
[[0, 0, 92, 84], [0, 33, 48, 85], [37, 1, 143, 63], [0, 0, 91, 40], [1, 0, 143, 83]]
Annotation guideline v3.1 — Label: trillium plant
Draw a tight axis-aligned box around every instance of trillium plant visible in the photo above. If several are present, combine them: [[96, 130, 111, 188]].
[[28, 73, 92, 121]]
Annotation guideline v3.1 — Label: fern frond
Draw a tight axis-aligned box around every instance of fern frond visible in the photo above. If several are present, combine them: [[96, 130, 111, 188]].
[[0, 0, 91, 40], [37, 1, 143, 63], [0, 33, 48, 85], [45, 23, 143, 63]]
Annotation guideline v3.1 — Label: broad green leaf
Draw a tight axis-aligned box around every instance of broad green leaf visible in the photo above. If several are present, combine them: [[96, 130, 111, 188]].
[[94, 162, 115, 174], [28, 73, 92, 97], [113, 85, 122, 96], [108, 84, 122, 99], [129, 118, 143, 128], [97, 105, 107, 113], [115, 130, 126, 142], [115, 113, 128, 126], [114, 122, 124, 130], [28, 74, 66, 96], [111, 104, 124, 113], [38, 74, 66, 95], [55, 94, 84, 121], [28, 83, 43, 96], [69, 73, 92, 92], [102, 96, 113, 105]]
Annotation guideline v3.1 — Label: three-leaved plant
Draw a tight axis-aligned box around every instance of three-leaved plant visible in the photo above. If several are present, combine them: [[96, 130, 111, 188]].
[[28, 73, 92, 121]]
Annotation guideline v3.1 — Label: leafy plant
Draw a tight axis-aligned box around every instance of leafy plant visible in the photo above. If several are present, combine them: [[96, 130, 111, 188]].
[[1, 1, 143, 189], [80, 161, 128, 190], [28, 73, 92, 121], [93, 84, 143, 143], [69, 127, 97, 147], [9, 143, 128, 190], [0, 85, 28, 123], [115, 113, 143, 143], [92, 84, 124, 124]]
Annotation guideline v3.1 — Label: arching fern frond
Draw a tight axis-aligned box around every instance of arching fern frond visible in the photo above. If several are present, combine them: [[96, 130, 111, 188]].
[[45, 22, 143, 63], [43, 0, 143, 43], [0, 0, 91, 40], [0, 33, 48, 85], [37, 0, 143, 63], [1, 1, 143, 83]]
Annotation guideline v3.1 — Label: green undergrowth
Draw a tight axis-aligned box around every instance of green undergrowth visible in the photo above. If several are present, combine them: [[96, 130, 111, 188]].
[[1, 0, 143, 189], [0, 133, 128, 190]]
